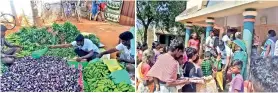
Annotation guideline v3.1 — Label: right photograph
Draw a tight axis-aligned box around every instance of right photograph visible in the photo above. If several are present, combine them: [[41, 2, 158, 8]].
[[136, 0, 278, 92]]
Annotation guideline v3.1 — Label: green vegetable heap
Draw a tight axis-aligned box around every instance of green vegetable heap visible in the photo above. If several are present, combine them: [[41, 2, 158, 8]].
[[83, 60, 135, 92], [6, 27, 57, 57], [5, 22, 100, 58]]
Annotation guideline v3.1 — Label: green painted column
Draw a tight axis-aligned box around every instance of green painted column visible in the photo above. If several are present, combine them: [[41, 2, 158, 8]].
[[205, 17, 215, 38], [184, 22, 193, 47], [242, 8, 257, 80]]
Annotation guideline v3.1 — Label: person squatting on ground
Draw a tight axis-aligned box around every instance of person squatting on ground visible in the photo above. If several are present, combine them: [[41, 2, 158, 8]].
[[136, 49, 155, 93], [49, 34, 100, 62], [98, 31, 135, 64], [1, 25, 22, 66], [147, 39, 190, 92]]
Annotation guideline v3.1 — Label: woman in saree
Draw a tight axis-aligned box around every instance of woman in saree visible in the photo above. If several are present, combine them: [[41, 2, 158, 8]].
[[136, 49, 155, 92], [227, 39, 248, 80], [261, 30, 277, 57]]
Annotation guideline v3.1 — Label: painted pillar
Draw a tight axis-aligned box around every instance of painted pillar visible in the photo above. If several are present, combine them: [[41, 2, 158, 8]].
[[205, 17, 215, 38], [184, 22, 193, 47], [242, 8, 257, 80]]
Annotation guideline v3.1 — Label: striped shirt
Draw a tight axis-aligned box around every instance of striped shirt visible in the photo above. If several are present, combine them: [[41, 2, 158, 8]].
[[201, 59, 213, 76]]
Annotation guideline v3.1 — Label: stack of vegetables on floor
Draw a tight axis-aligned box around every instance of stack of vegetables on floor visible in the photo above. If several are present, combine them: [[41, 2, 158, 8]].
[[83, 59, 135, 92], [1, 22, 134, 92], [6, 22, 100, 58]]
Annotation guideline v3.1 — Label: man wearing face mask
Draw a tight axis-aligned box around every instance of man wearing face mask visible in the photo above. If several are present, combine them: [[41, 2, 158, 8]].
[[49, 34, 100, 62], [97, 31, 135, 64]]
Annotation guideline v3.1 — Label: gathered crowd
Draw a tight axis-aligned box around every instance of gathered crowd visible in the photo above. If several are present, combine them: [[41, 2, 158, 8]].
[[136, 28, 278, 92]]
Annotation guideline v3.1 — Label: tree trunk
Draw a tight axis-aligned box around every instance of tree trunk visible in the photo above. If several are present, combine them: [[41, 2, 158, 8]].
[[143, 26, 148, 44], [199, 33, 205, 58]]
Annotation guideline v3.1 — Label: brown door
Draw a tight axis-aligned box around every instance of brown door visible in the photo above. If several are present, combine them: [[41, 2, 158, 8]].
[[119, 1, 135, 26]]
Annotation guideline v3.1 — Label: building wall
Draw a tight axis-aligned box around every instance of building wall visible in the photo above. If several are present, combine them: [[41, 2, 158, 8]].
[[214, 6, 278, 53], [0, 0, 34, 26], [215, 6, 278, 28]]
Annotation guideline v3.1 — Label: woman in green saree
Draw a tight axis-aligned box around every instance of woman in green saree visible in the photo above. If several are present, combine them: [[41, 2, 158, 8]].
[[230, 39, 248, 80]]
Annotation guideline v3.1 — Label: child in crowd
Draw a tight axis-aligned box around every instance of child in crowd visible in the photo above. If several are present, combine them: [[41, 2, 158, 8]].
[[201, 51, 214, 77], [231, 39, 247, 80], [200, 51, 218, 92], [229, 60, 244, 92]]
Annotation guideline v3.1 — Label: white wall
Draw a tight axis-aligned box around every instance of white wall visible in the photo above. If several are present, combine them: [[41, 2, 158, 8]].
[[0, 0, 12, 14], [0, 0, 34, 25]]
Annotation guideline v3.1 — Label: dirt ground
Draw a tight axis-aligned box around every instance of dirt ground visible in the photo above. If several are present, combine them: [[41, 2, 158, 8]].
[[6, 18, 132, 58]]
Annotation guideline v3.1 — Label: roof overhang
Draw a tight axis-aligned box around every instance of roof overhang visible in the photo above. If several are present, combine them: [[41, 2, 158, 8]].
[[154, 27, 185, 36], [176, 0, 278, 23]]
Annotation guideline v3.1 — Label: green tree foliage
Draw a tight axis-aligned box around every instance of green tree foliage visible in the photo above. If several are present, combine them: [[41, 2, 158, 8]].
[[137, 1, 159, 43], [137, 1, 187, 43]]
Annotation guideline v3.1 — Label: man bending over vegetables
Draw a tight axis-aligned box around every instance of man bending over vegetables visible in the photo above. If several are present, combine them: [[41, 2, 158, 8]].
[[97, 31, 135, 64], [1, 25, 22, 66], [49, 34, 100, 62]]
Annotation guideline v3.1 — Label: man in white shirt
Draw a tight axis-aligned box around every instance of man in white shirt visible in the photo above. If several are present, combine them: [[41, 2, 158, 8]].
[[98, 31, 135, 64], [205, 31, 215, 52], [216, 40, 233, 69], [49, 34, 99, 62]]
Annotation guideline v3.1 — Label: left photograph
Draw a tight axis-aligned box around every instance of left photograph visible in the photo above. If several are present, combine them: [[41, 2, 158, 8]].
[[0, 0, 135, 92]]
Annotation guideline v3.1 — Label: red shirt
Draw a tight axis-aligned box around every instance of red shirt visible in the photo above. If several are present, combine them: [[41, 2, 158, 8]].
[[141, 63, 151, 80], [188, 39, 200, 51]]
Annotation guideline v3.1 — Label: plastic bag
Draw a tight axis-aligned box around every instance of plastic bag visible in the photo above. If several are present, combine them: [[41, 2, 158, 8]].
[[89, 58, 101, 63], [110, 69, 131, 84], [103, 59, 122, 72], [216, 71, 224, 91], [31, 48, 49, 59], [67, 61, 88, 69]]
